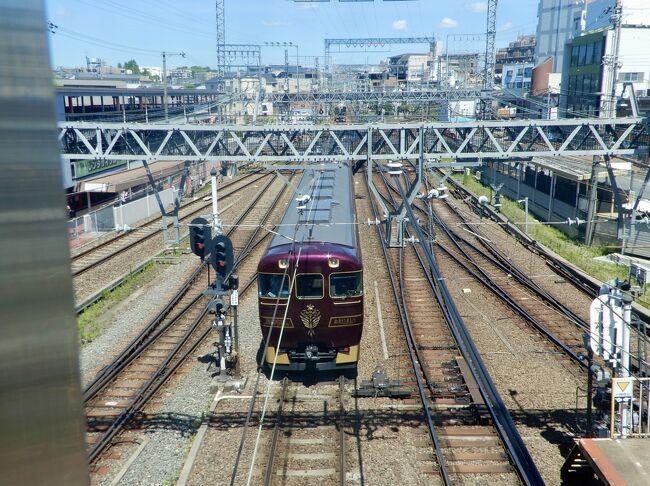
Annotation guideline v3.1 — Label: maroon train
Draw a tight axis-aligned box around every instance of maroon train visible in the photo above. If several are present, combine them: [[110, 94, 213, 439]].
[[257, 162, 363, 372]]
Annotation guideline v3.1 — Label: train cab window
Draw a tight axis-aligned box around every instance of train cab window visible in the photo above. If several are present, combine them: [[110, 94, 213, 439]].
[[296, 274, 323, 299], [258, 273, 290, 298], [330, 272, 363, 298]]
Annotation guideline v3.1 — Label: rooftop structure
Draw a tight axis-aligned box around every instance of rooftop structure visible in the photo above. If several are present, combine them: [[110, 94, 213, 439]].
[[495, 35, 536, 76]]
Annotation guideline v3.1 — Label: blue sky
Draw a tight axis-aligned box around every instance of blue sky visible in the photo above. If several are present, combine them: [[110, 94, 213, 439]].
[[46, 0, 539, 69]]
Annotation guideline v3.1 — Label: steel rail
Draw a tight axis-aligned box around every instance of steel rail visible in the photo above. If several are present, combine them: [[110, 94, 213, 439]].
[[82, 262, 207, 401], [434, 231, 589, 370], [338, 376, 346, 486], [443, 174, 600, 298], [263, 378, 289, 486], [86, 229, 267, 462], [364, 175, 452, 485], [385, 174, 593, 362], [87, 301, 212, 462], [393, 177, 545, 486], [83, 175, 281, 401], [84, 177, 286, 462], [72, 172, 269, 276], [373, 168, 543, 484]]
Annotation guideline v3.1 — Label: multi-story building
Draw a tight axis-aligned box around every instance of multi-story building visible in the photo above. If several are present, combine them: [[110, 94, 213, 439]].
[[535, 0, 587, 72], [387, 53, 437, 83], [438, 53, 482, 89], [495, 35, 536, 78], [562, 0, 650, 117], [501, 62, 535, 91]]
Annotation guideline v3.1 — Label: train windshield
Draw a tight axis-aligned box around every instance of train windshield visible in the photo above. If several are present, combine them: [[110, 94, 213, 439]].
[[258, 273, 290, 298], [330, 272, 363, 298], [296, 274, 324, 299]]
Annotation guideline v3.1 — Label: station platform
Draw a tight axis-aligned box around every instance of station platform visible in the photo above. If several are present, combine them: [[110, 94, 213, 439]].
[[561, 438, 650, 485]]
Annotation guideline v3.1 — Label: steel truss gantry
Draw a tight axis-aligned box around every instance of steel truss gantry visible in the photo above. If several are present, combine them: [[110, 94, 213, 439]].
[[324, 36, 436, 76], [260, 88, 484, 104], [58, 118, 649, 163]]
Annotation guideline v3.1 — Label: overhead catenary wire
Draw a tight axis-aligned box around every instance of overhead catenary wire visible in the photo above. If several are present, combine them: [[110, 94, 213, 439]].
[[230, 170, 325, 485]]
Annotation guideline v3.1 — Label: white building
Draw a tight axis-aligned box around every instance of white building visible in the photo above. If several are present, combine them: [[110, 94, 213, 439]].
[[535, 0, 587, 72], [501, 62, 535, 92], [388, 52, 439, 83], [142, 66, 162, 78], [586, 0, 650, 31]]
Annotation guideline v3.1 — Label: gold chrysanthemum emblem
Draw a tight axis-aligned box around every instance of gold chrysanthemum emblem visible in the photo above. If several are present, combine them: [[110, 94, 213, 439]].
[[300, 304, 321, 336]]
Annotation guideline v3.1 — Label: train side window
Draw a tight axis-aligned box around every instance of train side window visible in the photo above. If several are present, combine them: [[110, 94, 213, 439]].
[[296, 274, 323, 299], [258, 273, 290, 298], [330, 272, 363, 298]]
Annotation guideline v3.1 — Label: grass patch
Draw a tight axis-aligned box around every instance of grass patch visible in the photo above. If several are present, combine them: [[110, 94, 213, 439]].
[[77, 261, 157, 345], [449, 174, 650, 305]]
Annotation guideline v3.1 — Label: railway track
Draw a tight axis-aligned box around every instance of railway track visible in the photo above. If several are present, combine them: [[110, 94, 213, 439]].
[[367, 172, 543, 485], [431, 200, 594, 365], [380, 172, 605, 373], [260, 377, 347, 485], [72, 171, 268, 277], [83, 174, 295, 464]]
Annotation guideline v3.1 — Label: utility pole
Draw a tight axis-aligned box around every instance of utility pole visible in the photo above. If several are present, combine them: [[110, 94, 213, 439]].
[[604, 0, 623, 118], [284, 48, 289, 93], [162, 51, 186, 122]]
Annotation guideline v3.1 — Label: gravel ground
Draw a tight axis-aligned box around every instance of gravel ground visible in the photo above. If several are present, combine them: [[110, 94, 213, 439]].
[[88, 178, 294, 485], [73, 176, 269, 305], [89, 171, 588, 485], [186, 174, 440, 486], [430, 198, 588, 486], [447, 196, 594, 324], [183, 278, 266, 486], [80, 256, 199, 385], [94, 332, 216, 486]]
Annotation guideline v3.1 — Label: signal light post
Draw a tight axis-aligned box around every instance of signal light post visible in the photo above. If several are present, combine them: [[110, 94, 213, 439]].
[[188, 172, 240, 379]]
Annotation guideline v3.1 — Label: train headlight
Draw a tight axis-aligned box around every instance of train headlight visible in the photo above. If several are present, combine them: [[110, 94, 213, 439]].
[[328, 257, 340, 268], [278, 258, 289, 269]]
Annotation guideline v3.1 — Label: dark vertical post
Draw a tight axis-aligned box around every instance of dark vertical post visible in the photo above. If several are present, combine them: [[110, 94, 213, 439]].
[[0, 2, 89, 483], [585, 156, 600, 245]]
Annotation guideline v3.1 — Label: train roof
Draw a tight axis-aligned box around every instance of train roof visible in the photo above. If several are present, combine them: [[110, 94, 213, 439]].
[[270, 162, 357, 249]]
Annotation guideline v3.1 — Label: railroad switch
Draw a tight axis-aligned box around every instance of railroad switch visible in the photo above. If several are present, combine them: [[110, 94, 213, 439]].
[[352, 367, 412, 398]]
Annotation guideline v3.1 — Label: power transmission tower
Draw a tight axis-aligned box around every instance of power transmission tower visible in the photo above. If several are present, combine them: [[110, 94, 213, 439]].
[[484, 0, 497, 90], [216, 0, 226, 84]]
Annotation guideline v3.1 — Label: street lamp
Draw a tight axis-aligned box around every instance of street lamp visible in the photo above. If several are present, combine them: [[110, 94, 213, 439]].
[[263, 42, 300, 93], [161, 51, 186, 121]]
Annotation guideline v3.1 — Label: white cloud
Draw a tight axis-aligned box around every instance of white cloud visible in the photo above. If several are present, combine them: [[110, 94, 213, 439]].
[[392, 19, 408, 32], [498, 21, 514, 32], [467, 2, 488, 13], [440, 17, 458, 29], [297, 3, 318, 10], [55, 5, 71, 17]]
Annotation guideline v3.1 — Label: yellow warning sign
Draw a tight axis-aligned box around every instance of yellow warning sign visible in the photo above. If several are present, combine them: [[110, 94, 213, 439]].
[[613, 377, 634, 400]]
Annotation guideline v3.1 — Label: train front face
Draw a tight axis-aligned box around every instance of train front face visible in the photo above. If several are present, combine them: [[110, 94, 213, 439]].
[[258, 242, 363, 372]]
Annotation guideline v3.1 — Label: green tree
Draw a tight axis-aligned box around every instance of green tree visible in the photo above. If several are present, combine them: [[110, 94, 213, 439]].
[[123, 59, 140, 74], [117, 62, 122, 69]]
